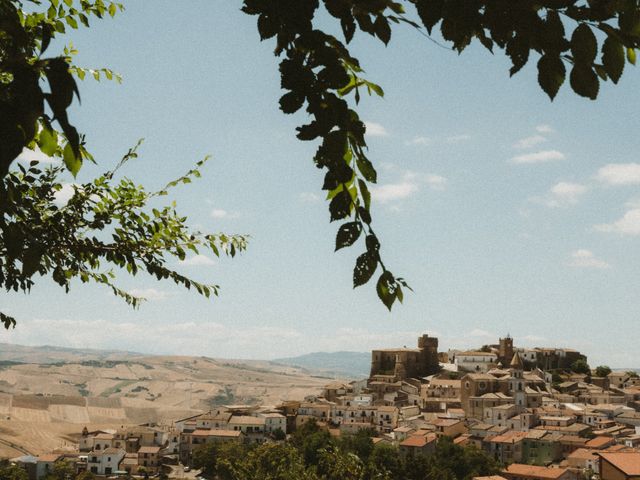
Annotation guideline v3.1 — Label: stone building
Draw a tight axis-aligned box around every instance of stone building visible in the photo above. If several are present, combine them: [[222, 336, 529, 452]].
[[369, 334, 440, 382]]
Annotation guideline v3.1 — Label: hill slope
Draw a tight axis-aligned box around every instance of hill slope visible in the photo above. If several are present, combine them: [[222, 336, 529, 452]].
[[273, 351, 370, 378]]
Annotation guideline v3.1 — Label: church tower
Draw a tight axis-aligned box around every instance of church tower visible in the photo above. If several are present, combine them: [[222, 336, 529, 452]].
[[499, 336, 514, 366], [509, 352, 526, 411]]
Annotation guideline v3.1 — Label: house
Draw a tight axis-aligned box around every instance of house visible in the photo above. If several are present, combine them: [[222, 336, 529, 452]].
[[35, 453, 63, 480], [430, 418, 467, 438], [484, 431, 527, 464], [86, 448, 125, 476], [259, 412, 287, 434], [502, 464, 574, 480], [521, 431, 563, 466], [598, 451, 640, 479], [455, 351, 498, 373], [137, 446, 161, 474], [566, 448, 599, 472], [398, 433, 437, 457], [228, 415, 266, 441]]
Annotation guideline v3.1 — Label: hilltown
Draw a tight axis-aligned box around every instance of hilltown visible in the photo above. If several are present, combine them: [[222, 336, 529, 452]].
[[7, 335, 640, 480]]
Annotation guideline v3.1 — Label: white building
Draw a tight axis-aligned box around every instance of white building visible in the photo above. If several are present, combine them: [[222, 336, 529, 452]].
[[453, 351, 498, 373], [87, 448, 125, 476], [259, 413, 287, 434]]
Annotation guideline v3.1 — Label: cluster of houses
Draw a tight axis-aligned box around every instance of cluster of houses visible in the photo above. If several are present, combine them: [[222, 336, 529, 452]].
[[7, 334, 640, 479]]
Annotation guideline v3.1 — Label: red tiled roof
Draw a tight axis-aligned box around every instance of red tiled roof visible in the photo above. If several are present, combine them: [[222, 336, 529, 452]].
[[598, 452, 640, 475], [504, 464, 568, 479]]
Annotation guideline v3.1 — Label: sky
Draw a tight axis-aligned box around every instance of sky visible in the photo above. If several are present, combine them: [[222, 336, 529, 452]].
[[2, 1, 640, 367]]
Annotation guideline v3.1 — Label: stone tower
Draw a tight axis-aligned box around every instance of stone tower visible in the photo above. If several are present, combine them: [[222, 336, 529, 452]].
[[509, 352, 526, 411], [499, 336, 514, 366], [418, 334, 439, 376]]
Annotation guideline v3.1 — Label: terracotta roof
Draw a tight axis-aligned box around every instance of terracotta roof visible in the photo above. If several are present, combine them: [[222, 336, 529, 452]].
[[567, 448, 597, 461], [585, 436, 614, 449], [138, 446, 161, 454], [228, 416, 266, 425], [38, 453, 62, 463], [458, 351, 497, 357], [101, 448, 124, 455], [400, 434, 436, 448], [503, 464, 569, 479], [597, 452, 640, 475]]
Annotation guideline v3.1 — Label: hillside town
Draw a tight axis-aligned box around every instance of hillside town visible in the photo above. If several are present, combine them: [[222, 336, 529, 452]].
[[5, 334, 640, 480]]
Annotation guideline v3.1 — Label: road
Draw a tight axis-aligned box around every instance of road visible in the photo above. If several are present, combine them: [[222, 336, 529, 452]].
[[166, 465, 203, 479]]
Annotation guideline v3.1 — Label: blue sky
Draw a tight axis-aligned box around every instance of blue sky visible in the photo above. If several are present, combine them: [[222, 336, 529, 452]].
[[3, 1, 640, 367]]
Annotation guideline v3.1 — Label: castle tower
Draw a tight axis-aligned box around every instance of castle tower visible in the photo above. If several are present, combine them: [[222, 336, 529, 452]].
[[418, 334, 439, 376], [394, 353, 407, 380], [499, 336, 514, 366]]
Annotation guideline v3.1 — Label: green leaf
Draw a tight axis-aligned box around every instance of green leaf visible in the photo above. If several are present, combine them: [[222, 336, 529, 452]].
[[602, 37, 625, 83], [353, 251, 378, 288], [63, 142, 82, 177], [374, 15, 391, 45], [279, 91, 304, 114], [570, 24, 597, 64], [356, 155, 377, 182], [108, 2, 117, 17], [415, 0, 444, 35], [537, 54, 566, 100], [335, 221, 362, 251], [38, 126, 58, 156], [376, 270, 396, 310], [22, 248, 42, 278], [570, 64, 599, 100], [358, 179, 371, 211], [628, 47, 637, 65], [329, 190, 352, 221]]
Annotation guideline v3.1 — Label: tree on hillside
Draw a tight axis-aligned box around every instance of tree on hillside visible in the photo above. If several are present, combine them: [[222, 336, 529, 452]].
[[1, 0, 639, 321], [595, 365, 612, 377], [43, 459, 76, 480], [0, 461, 28, 480], [571, 358, 591, 375]]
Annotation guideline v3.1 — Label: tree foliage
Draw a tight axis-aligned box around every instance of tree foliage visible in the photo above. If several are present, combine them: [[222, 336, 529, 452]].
[[243, 0, 640, 309], [571, 358, 591, 374], [595, 365, 612, 377], [190, 428, 500, 480], [0, 461, 28, 480], [0, 145, 247, 328], [1, 0, 639, 315]]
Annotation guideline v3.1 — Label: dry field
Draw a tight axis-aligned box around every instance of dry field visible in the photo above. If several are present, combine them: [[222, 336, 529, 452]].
[[0, 348, 332, 456]]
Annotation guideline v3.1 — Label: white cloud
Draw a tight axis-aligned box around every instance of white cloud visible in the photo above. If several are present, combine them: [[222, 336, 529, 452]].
[[425, 174, 447, 191], [595, 163, 640, 186], [371, 171, 447, 203], [211, 209, 228, 218], [17, 146, 60, 164], [178, 254, 216, 266], [371, 181, 419, 203], [535, 181, 587, 208], [566, 249, 610, 269], [405, 136, 432, 146], [595, 208, 640, 236], [210, 209, 239, 219], [445, 134, 471, 143], [510, 150, 565, 164], [536, 124, 555, 134], [53, 183, 78, 207], [364, 121, 388, 137], [299, 192, 320, 203], [513, 135, 547, 149], [128, 288, 170, 301]]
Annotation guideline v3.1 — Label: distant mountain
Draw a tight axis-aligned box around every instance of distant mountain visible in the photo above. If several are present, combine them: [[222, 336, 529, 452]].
[[272, 351, 370, 379], [0, 342, 142, 364]]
